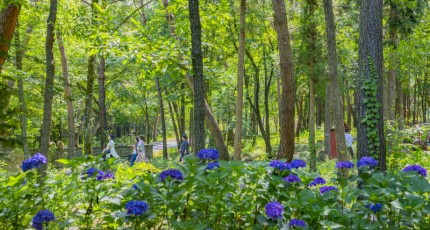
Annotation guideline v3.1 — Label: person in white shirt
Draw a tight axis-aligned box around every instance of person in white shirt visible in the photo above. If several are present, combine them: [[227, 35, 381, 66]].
[[136, 135, 148, 163], [345, 129, 354, 159], [103, 134, 120, 159]]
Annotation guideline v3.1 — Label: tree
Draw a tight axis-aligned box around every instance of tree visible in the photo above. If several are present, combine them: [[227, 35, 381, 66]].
[[98, 55, 107, 151], [0, 3, 20, 75], [272, 0, 295, 161], [323, 0, 348, 162], [188, 0, 205, 153], [233, 0, 246, 160], [156, 77, 168, 158], [357, 0, 386, 170]]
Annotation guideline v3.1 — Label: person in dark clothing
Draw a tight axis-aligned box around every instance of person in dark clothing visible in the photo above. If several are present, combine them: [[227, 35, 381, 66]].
[[178, 134, 189, 162]]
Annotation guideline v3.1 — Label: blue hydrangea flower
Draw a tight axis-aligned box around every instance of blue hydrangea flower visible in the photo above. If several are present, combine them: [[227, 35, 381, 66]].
[[357, 157, 379, 168], [196, 148, 220, 160], [86, 168, 97, 176], [159, 169, 184, 181], [206, 161, 220, 170], [125, 200, 149, 216], [290, 159, 306, 169], [32, 210, 55, 230], [365, 203, 382, 213], [269, 160, 291, 170], [265, 201, 284, 220], [320, 186, 338, 194], [308, 177, 326, 187], [289, 219, 306, 227], [21, 153, 48, 172], [283, 174, 301, 183], [402, 164, 427, 177], [335, 161, 354, 169], [96, 170, 114, 181]]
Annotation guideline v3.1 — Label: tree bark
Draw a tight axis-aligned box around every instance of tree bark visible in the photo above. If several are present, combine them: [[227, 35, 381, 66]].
[[83, 55, 95, 155], [323, 0, 348, 161], [233, 0, 246, 160], [168, 100, 180, 149], [188, 0, 206, 152], [357, 0, 386, 170], [324, 84, 332, 157], [0, 4, 20, 75], [98, 55, 107, 150], [156, 77, 168, 158], [40, 0, 57, 174], [272, 0, 295, 161], [57, 33, 76, 157]]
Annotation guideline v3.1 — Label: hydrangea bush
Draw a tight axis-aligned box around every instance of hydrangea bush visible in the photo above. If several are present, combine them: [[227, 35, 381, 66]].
[[0, 154, 429, 229]]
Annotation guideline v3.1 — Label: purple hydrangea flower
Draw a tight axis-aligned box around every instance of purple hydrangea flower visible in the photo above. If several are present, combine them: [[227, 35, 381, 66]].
[[159, 169, 184, 181], [365, 203, 382, 213], [283, 174, 301, 183], [269, 160, 291, 170], [402, 164, 427, 177], [290, 159, 306, 169], [32, 210, 55, 230], [96, 170, 114, 181], [335, 161, 354, 169], [206, 161, 220, 170], [357, 157, 379, 168], [21, 153, 48, 172], [289, 219, 306, 227], [86, 168, 97, 176], [125, 200, 149, 216], [308, 177, 326, 187], [320, 186, 338, 194], [196, 148, 220, 161], [265, 201, 284, 220]]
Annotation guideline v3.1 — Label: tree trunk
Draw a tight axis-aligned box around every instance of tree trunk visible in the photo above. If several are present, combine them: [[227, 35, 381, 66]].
[[233, 0, 246, 160], [324, 84, 332, 157], [168, 100, 180, 149], [385, 5, 398, 121], [188, 0, 206, 152], [156, 77, 168, 158], [57, 33, 76, 157], [98, 55, 107, 150], [40, 0, 57, 175], [83, 55, 95, 155], [323, 0, 348, 162], [0, 4, 20, 75], [152, 112, 159, 142], [272, 0, 295, 161], [357, 0, 386, 170]]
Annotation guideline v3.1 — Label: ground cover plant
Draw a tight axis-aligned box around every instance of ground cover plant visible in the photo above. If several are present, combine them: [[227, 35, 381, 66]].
[[1, 149, 429, 229]]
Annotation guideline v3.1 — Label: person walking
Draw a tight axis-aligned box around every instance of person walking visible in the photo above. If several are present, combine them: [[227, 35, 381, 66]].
[[130, 137, 139, 166], [103, 134, 120, 159], [136, 135, 149, 163], [345, 129, 354, 159], [178, 134, 189, 162]]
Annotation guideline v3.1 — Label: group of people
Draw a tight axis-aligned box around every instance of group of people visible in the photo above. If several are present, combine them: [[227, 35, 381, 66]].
[[101, 133, 190, 166]]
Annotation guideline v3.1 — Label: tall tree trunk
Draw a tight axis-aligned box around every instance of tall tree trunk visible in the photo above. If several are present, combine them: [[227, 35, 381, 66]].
[[83, 55, 95, 155], [357, 0, 386, 170], [323, 0, 348, 162], [346, 90, 352, 128], [40, 0, 57, 174], [385, 4, 398, 121], [57, 33, 75, 157], [156, 77, 168, 158], [188, 0, 206, 152], [152, 112, 159, 142], [324, 84, 332, 157], [233, 0, 246, 160], [272, 0, 295, 161], [0, 4, 20, 75], [98, 55, 107, 150], [168, 100, 180, 149]]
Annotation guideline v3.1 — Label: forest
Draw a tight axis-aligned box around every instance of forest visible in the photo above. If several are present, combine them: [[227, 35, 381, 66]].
[[0, 0, 429, 229]]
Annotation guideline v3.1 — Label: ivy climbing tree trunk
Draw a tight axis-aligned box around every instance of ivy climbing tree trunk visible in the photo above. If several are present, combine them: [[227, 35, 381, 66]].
[[272, 0, 295, 161], [233, 0, 246, 160], [57, 33, 76, 157], [357, 0, 386, 171], [188, 0, 206, 153]]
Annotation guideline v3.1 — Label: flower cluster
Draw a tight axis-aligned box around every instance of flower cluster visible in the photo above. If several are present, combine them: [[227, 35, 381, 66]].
[[206, 161, 220, 170], [402, 164, 427, 177], [283, 174, 301, 183], [125, 200, 149, 216], [97, 170, 114, 180], [320, 186, 338, 194], [196, 148, 220, 161], [357, 157, 378, 168], [32, 210, 55, 230], [21, 153, 48, 172], [159, 169, 184, 181], [289, 219, 306, 227], [335, 161, 354, 169], [265, 201, 284, 220], [365, 203, 382, 213], [86, 168, 97, 176], [290, 159, 306, 169], [308, 177, 326, 187], [269, 160, 291, 170]]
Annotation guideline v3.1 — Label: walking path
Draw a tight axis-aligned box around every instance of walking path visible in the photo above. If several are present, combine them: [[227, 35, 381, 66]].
[[152, 140, 177, 151]]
